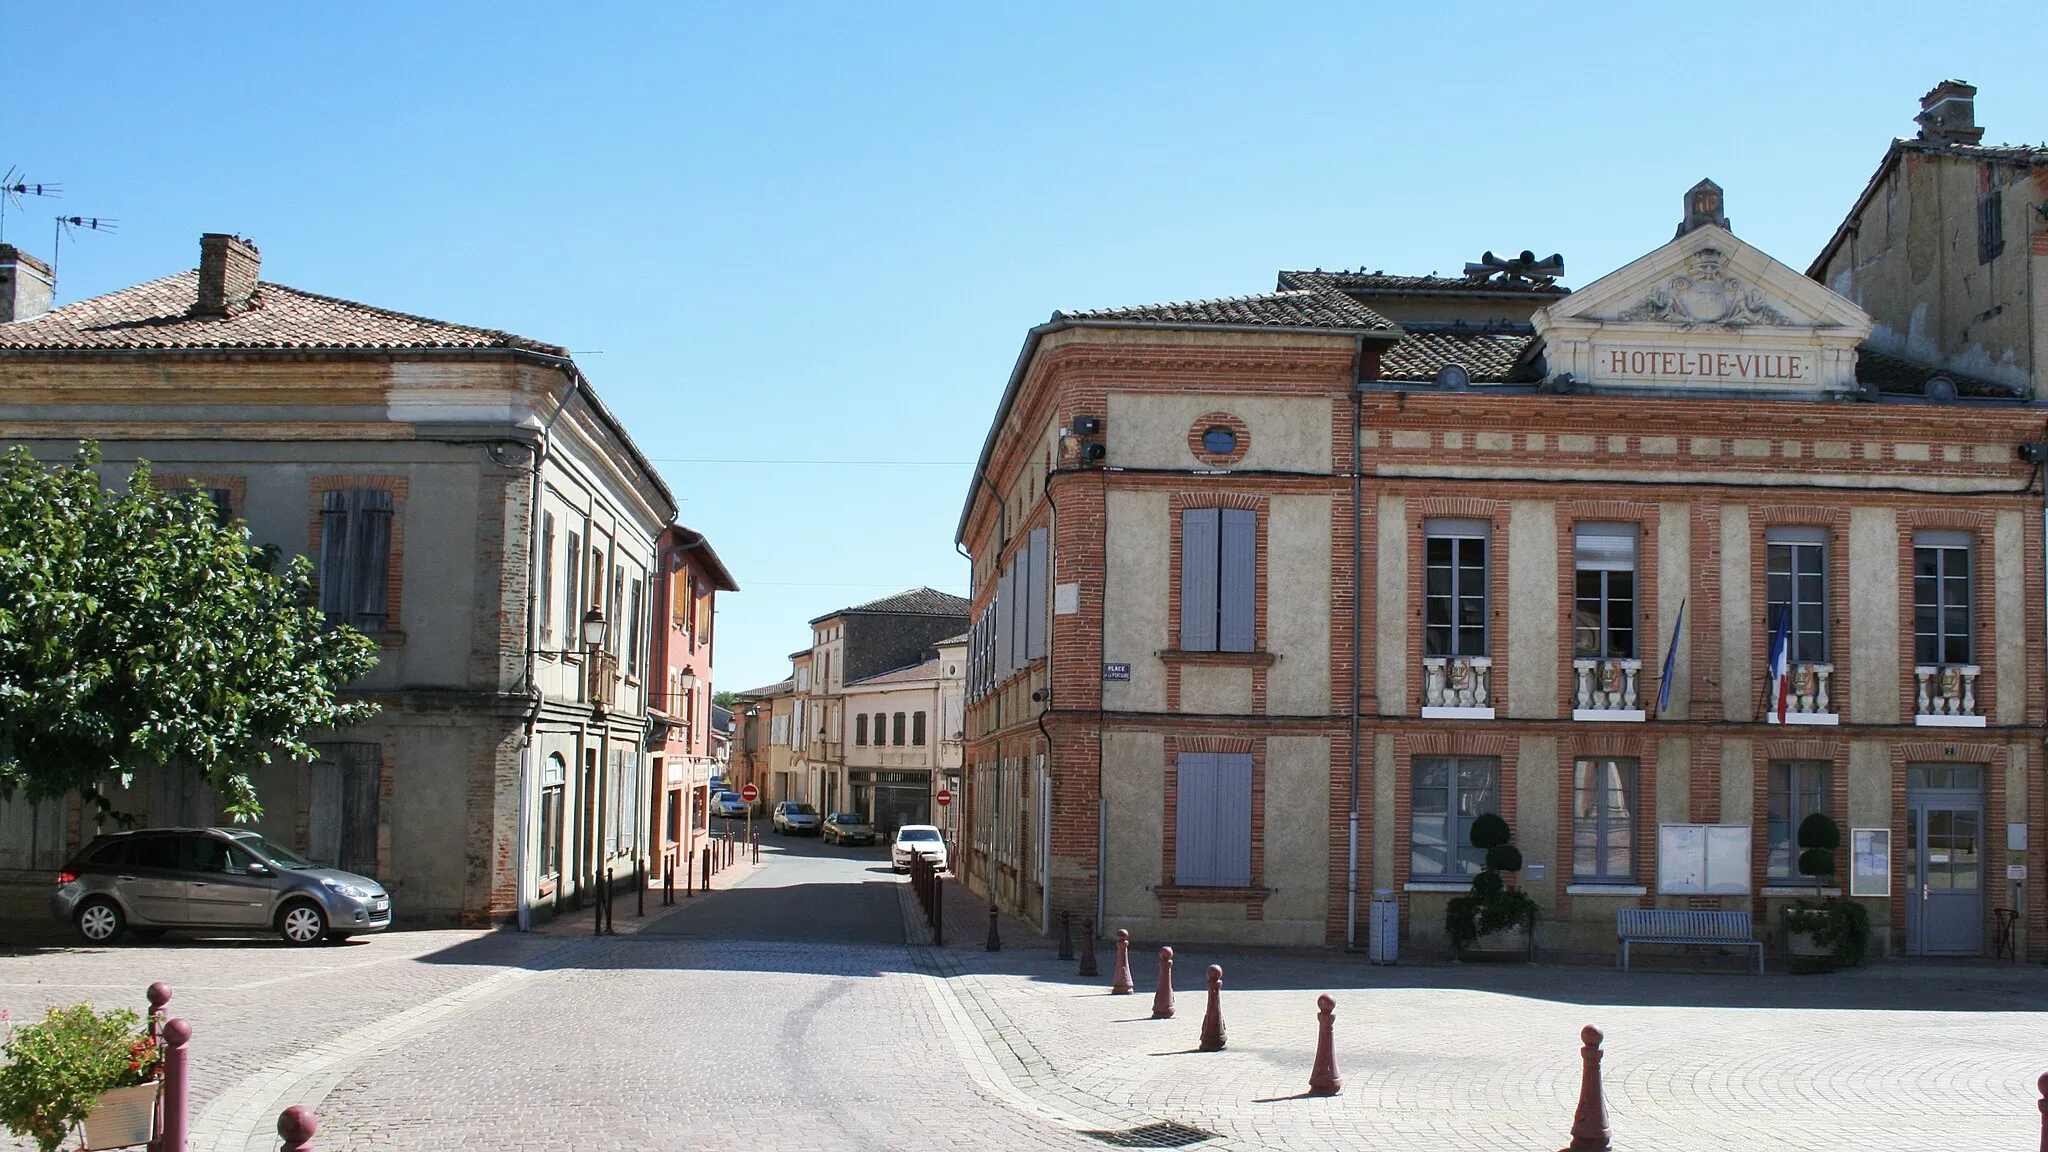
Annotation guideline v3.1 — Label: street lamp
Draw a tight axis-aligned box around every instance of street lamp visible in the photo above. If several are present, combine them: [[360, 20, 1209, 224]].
[[581, 608, 609, 718], [581, 608, 609, 651]]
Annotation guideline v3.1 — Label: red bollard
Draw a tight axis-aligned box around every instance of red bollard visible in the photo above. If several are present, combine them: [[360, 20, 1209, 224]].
[[146, 982, 171, 1040], [1151, 946, 1175, 1019], [752, 833, 760, 865], [701, 845, 710, 891], [155, 1018, 191, 1152], [1078, 922, 1098, 978], [1566, 1025, 1611, 1151], [1199, 965, 1225, 1051], [1110, 929, 1135, 994], [2035, 1071, 2045, 1152], [985, 904, 1002, 952], [1307, 995, 1342, 1097], [277, 1106, 316, 1152]]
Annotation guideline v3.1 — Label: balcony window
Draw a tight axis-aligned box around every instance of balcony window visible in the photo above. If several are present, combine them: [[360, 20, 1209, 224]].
[[1913, 532, 1971, 666], [1424, 519, 1488, 658], [1573, 525, 1636, 660], [1765, 528, 1827, 663]]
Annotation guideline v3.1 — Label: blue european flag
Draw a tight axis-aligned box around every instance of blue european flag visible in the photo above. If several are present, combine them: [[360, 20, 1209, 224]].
[[1656, 598, 1686, 717]]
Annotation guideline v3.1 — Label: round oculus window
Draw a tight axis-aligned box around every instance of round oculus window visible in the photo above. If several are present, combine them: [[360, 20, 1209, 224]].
[[1201, 427, 1237, 456]]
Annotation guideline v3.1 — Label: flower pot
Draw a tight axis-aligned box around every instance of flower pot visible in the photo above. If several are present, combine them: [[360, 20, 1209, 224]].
[[1785, 928, 1832, 959], [1461, 924, 1532, 962], [81, 1082, 158, 1151]]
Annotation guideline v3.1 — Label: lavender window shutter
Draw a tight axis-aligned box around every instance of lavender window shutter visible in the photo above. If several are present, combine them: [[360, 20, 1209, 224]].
[[1180, 509, 1220, 652], [1026, 528, 1048, 660], [1218, 509, 1257, 653], [318, 490, 351, 621]]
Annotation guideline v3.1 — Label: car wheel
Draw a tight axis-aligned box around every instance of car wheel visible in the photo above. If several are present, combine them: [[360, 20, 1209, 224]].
[[76, 898, 126, 945], [278, 901, 328, 946]]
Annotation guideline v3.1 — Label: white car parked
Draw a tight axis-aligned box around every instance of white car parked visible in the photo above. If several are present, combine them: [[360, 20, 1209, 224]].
[[711, 790, 750, 819], [891, 825, 948, 873]]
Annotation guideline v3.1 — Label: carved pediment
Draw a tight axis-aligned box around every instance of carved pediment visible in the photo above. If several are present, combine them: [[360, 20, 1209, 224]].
[[1615, 248, 1791, 328]]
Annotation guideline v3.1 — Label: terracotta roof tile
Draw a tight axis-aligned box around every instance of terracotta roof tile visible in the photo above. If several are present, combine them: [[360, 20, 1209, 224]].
[[815, 587, 969, 622], [0, 270, 564, 354], [1056, 287, 1397, 333], [1377, 325, 1540, 383], [1278, 270, 1571, 297]]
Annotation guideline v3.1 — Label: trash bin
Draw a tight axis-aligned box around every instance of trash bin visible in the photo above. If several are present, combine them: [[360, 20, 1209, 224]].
[[1369, 889, 1399, 965]]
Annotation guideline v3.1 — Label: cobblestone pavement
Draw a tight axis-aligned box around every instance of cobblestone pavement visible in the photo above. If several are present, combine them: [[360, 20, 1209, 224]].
[[5, 839, 2046, 1152]]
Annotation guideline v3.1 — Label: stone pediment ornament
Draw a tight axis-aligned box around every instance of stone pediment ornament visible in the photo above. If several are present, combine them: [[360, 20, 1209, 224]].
[[1617, 247, 1791, 328]]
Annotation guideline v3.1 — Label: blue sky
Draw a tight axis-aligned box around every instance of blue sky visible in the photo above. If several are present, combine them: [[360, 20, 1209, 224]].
[[7, 2, 2045, 692]]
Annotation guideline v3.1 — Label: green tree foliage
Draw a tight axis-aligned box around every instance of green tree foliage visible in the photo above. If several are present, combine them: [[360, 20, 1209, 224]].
[[712, 690, 742, 711], [0, 445, 379, 820]]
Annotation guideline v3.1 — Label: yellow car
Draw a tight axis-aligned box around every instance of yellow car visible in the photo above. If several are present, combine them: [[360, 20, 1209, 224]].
[[821, 812, 877, 846]]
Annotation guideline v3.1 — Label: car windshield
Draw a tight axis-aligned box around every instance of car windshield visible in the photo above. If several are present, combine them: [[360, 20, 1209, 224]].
[[899, 829, 941, 842], [792, 805, 818, 815], [231, 833, 314, 869], [831, 813, 864, 823]]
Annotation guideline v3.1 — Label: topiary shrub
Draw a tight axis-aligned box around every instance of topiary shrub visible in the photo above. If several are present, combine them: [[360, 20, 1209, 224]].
[[1444, 813, 1535, 953], [1787, 812, 1867, 968]]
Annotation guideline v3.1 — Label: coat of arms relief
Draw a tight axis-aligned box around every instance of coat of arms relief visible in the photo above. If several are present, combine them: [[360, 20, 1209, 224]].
[[1617, 248, 1791, 328]]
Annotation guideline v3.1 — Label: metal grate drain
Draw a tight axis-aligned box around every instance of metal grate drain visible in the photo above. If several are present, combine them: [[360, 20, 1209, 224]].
[[1080, 1121, 1218, 1148]]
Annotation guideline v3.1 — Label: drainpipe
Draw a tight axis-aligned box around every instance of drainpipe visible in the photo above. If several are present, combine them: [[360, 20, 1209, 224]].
[[1346, 336, 1366, 951]]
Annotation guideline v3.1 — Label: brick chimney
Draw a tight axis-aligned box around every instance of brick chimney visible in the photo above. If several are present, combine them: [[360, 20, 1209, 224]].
[[1915, 79, 1984, 146], [195, 233, 261, 316], [0, 244, 54, 322]]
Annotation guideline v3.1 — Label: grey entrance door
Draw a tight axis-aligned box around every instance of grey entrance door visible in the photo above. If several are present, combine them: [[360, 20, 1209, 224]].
[[1905, 765, 1985, 956]]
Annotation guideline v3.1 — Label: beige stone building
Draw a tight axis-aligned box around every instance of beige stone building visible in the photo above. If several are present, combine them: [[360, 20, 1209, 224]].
[[1811, 81, 2048, 400], [0, 234, 676, 927]]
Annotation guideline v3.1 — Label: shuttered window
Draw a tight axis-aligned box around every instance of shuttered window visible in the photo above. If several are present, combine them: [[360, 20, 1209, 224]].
[[540, 514, 556, 644], [564, 531, 582, 643], [309, 743, 380, 877], [1180, 509, 1257, 653], [318, 489, 394, 632], [1025, 528, 1048, 660], [1173, 752, 1253, 887], [855, 714, 868, 746]]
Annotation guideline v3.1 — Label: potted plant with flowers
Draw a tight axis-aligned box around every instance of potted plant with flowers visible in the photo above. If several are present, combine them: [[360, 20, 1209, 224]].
[[0, 1004, 162, 1152], [1445, 813, 1538, 960]]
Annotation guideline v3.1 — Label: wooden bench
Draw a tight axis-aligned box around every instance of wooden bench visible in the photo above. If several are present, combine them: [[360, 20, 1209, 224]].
[[1615, 909, 1763, 973]]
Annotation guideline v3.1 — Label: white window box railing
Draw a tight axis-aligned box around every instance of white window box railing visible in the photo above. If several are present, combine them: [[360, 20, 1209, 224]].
[[1572, 658, 1644, 721], [1421, 655, 1494, 719], [1765, 662, 1837, 725], [1914, 663, 1983, 727]]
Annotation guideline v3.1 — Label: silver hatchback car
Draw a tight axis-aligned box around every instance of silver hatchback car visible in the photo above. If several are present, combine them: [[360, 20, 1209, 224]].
[[52, 827, 391, 946]]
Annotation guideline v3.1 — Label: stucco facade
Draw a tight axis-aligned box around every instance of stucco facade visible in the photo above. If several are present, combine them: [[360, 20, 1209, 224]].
[[0, 235, 677, 927]]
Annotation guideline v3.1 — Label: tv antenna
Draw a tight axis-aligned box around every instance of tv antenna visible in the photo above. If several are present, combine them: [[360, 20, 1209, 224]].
[[1, 168, 62, 244], [52, 214, 117, 291]]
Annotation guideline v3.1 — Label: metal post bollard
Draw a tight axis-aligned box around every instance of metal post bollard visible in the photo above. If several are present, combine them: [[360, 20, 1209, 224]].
[[1058, 910, 1074, 961], [701, 845, 711, 891], [664, 862, 674, 906], [636, 859, 645, 918], [1151, 946, 1175, 1019], [593, 869, 604, 936], [277, 1106, 316, 1152], [1566, 1026, 1610, 1151], [1199, 965, 1225, 1051], [753, 833, 760, 865], [156, 1018, 191, 1152], [1110, 929, 1134, 994], [985, 904, 1001, 952], [932, 873, 944, 946], [1078, 921, 1098, 978], [1307, 995, 1342, 1097]]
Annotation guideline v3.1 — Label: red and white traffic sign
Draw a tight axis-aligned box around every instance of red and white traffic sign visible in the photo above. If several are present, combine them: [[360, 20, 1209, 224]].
[[740, 783, 759, 803], [935, 788, 953, 807]]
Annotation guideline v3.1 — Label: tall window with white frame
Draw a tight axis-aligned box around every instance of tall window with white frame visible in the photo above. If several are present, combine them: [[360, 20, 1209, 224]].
[[1766, 761, 1828, 882], [1179, 507, 1257, 653], [540, 513, 555, 645], [1912, 532, 1972, 666], [540, 753, 566, 882], [1409, 756, 1498, 879], [1573, 525, 1636, 659], [1766, 527, 1827, 662], [1424, 520, 1488, 658], [1572, 757, 1637, 884]]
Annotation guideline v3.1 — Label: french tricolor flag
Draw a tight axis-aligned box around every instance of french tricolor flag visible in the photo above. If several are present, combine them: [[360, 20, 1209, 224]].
[[1767, 609, 1792, 724]]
